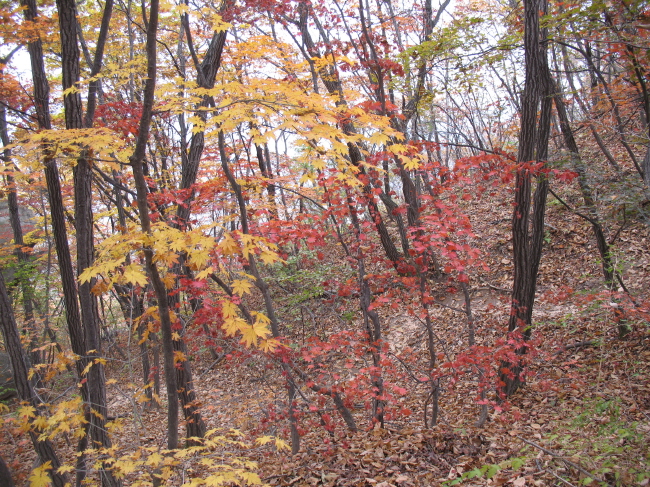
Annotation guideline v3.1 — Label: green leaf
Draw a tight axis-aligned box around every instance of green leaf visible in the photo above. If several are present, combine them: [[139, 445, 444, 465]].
[[465, 468, 482, 479], [485, 464, 500, 479], [510, 457, 525, 470]]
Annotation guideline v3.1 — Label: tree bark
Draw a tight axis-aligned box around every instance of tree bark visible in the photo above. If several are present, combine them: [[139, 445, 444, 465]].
[[0, 272, 69, 487], [552, 82, 616, 285], [22, 0, 92, 438], [0, 67, 39, 371], [55, 0, 120, 482], [0, 454, 15, 487], [128, 0, 179, 449], [165, 12, 229, 441], [500, 0, 551, 398]]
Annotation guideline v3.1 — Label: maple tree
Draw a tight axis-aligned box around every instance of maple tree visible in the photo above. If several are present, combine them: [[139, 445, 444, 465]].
[[0, 0, 648, 485]]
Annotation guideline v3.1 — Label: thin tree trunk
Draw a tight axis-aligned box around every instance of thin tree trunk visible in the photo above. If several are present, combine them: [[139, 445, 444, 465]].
[[164, 14, 229, 441], [0, 272, 69, 487], [218, 132, 357, 450], [55, 0, 119, 481], [295, 3, 403, 269], [0, 71, 39, 372], [173, 335, 207, 442], [552, 82, 616, 284], [21, 0, 98, 479], [113, 174, 154, 405], [500, 0, 551, 398], [347, 193, 384, 426], [128, 0, 179, 449]]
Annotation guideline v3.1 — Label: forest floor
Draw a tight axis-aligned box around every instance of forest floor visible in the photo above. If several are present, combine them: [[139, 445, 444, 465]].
[[3, 185, 650, 486]]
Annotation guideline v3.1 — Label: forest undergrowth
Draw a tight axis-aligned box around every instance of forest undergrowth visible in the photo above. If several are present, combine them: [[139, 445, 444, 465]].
[[3, 182, 648, 487]]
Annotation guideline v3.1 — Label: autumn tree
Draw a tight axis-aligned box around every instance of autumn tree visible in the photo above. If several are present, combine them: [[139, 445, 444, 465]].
[[0, 0, 647, 483]]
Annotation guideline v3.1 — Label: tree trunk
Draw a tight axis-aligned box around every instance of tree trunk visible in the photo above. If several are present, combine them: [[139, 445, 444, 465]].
[[55, 0, 120, 482], [22, 0, 92, 441], [500, 0, 551, 398], [0, 272, 69, 487], [112, 168, 156, 404], [0, 454, 15, 487], [552, 80, 616, 285], [165, 16, 229, 441], [347, 193, 385, 426], [173, 337, 207, 441], [128, 0, 179, 449], [0, 73, 39, 373]]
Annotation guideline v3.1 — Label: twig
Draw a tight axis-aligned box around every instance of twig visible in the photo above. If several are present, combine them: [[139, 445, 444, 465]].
[[386, 350, 429, 384], [546, 468, 578, 487], [432, 299, 466, 314], [616, 274, 640, 308], [608, 206, 626, 246], [548, 187, 600, 227], [517, 436, 613, 486], [197, 354, 226, 380], [485, 282, 511, 293], [536, 457, 576, 486]]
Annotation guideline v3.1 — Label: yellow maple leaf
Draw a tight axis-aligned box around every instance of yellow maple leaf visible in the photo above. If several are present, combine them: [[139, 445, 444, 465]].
[[258, 338, 279, 353], [54, 420, 70, 434], [173, 351, 186, 364], [240, 321, 271, 347], [232, 279, 253, 296], [155, 251, 179, 267], [62, 85, 79, 95], [161, 272, 176, 290], [114, 458, 138, 475], [259, 250, 279, 265], [82, 360, 93, 376], [274, 437, 291, 451], [18, 405, 36, 419], [251, 311, 270, 326], [122, 264, 148, 286], [219, 233, 239, 256], [168, 237, 186, 253], [79, 266, 97, 284], [367, 131, 390, 146], [222, 317, 238, 337], [146, 452, 163, 467], [312, 158, 326, 170], [387, 143, 409, 154], [221, 300, 238, 319], [240, 234, 255, 258], [254, 436, 274, 446], [57, 465, 75, 475], [187, 247, 210, 269], [240, 471, 262, 484], [204, 474, 226, 486], [253, 320, 271, 339], [29, 461, 52, 487], [222, 317, 248, 337], [299, 173, 314, 184], [195, 266, 214, 280], [402, 155, 422, 171], [90, 408, 105, 420], [32, 415, 48, 430]]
